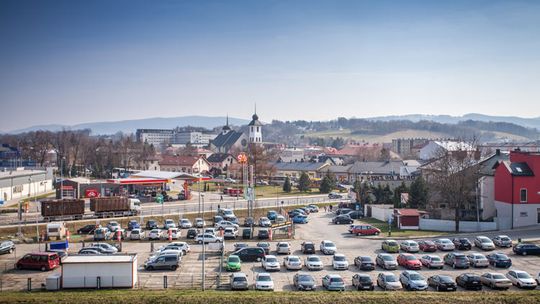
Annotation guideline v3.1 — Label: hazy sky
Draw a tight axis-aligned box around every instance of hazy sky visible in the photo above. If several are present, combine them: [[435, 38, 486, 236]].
[[1, 0, 540, 132]]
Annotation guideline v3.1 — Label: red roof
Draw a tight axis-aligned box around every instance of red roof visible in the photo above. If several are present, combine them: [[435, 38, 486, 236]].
[[395, 209, 421, 217], [160, 155, 205, 166]]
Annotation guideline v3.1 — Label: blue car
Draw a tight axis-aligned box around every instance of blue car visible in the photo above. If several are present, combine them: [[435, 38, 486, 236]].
[[128, 220, 140, 231], [486, 253, 512, 268], [292, 215, 309, 224], [267, 210, 278, 221]]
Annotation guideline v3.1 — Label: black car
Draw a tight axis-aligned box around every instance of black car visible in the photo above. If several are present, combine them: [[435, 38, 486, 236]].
[[513, 243, 540, 256], [293, 273, 317, 291], [332, 215, 353, 224], [258, 229, 269, 240], [352, 274, 374, 291], [301, 242, 316, 254], [146, 220, 158, 230], [345, 211, 364, 219], [257, 242, 271, 254], [186, 228, 198, 239], [77, 224, 97, 235], [354, 256, 375, 270], [428, 275, 457, 291], [233, 247, 265, 262], [452, 238, 472, 250], [456, 273, 482, 290], [242, 228, 252, 239], [486, 253, 512, 268], [243, 217, 255, 227]]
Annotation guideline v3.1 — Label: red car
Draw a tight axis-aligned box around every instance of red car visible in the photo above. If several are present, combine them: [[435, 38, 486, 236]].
[[397, 253, 422, 270], [351, 225, 381, 236], [16, 252, 60, 271], [418, 240, 437, 252]]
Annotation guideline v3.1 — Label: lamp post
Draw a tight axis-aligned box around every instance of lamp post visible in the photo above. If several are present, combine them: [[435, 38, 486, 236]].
[[201, 193, 206, 291], [60, 157, 65, 199]]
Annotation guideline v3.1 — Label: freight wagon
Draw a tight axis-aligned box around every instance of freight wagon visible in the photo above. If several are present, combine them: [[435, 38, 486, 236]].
[[41, 199, 85, 221], [90, 197, 141, 218]]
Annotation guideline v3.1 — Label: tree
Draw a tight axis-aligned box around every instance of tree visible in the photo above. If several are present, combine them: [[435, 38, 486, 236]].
[[409, 176, 429, 209], [297, 172, 311, 192], [319, 176, 333, 193], [392, 181, 409, 208], [353, 180, 373, 205], [283, 177, 292, 193], [379, 148, 391, 161]]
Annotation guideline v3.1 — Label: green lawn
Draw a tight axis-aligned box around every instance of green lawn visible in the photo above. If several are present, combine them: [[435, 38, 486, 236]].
[[358, 218, 450, 238], [201, 184, 323, 198], [1, 290, 539, 304]]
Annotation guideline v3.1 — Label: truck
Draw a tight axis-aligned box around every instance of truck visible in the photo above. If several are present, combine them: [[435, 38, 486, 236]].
[[90, 197, 141, 218], [41, 199, 85, 221]]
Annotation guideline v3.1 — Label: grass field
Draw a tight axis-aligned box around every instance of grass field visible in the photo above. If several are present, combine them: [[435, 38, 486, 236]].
[[203, 184, 323, 198], [1, 290, 539, 304], [358, 217, 449, 238]]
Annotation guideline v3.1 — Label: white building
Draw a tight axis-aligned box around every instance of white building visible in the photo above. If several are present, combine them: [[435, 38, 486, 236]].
[[0, 168, 54, 204], [248, 112, 263, 144], [419, 140, 475, 160]]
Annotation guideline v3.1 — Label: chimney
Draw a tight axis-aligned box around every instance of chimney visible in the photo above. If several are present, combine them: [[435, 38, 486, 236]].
[[495, 149, 500, 156]]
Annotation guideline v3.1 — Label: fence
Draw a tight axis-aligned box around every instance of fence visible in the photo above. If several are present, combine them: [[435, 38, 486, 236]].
[[419, 218, 498, 232]]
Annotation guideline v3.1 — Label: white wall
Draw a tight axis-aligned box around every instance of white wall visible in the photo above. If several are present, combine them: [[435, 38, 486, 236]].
[[365, 204, 394, 222], [480, 176, 496, 220], [495, 201, 540, 230], [62, 261, 137, 288], [0, 179, 52, 202], [419, 218, 497, 232]]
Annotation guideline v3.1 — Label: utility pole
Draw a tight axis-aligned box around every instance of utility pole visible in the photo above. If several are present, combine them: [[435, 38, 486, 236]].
[[60, 157, 65, 199], [201, 193, 205, 291]]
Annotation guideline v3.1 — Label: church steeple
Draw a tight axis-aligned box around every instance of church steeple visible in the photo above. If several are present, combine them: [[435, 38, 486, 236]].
[[222, 114, 231, 134], [248, 105, 262, 144]]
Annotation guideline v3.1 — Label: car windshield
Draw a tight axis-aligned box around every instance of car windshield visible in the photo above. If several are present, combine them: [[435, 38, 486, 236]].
[[441, 239, 451, 244], [298, 275, 314, 283], [481, 238, 491, 243], [492, 274, 505, 280], [359, 276, 372, 282], [234, 277, 247, 282], [409, 274, 423, 280], [151, 229, 159, 233], [517, 273, 531, 279], [382, 255, 393, 261], [431, 256, 441, 262], [334, 256, 346, 261], [308, 257, 320, 262], [229, 256, 240, 263], [388, 241, 398, 246], [495, 254, 508, 259], [361, 257, 372, 262], [325, 242, 335, 247], [501, 237, 510, 241], [405, 255, 416, 261], [257, 243, 269, 248], [330, 277, 343, 283], [385, 275, 397, 282], [439, 276, 453, 283], [266, 257, 277, 262], [455, 255, 467, 260], [257, 276, 271, 282], [278, 243, 289, 247], [289, 257, 300, 262]]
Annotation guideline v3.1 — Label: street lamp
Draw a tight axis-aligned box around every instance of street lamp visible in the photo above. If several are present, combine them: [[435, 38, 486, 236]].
[[60, 157, 65, 199], [201, 193, 206, 291]]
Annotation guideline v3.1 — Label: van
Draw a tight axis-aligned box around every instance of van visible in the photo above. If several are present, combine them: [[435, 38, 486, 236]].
[[46, 222, 66, 240], [233, 247, 265, 262], [16, 252, 60, 271], [93, 227, 110, 241], [144, 254, 179, 271]]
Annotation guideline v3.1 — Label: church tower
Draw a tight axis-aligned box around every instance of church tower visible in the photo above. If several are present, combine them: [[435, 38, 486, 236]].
[[248, 107, 262, 144]]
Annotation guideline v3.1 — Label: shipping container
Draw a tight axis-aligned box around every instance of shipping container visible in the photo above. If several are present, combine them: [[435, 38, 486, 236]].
[[41, 199, 85, 217], [90, 197, 130, 212]]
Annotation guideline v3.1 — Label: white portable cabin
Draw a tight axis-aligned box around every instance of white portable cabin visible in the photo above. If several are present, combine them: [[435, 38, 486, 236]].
[[61, 254, 137, 288]]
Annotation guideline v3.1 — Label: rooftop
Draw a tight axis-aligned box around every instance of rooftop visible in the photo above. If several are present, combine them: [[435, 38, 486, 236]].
[[62, 254, 137, 264]]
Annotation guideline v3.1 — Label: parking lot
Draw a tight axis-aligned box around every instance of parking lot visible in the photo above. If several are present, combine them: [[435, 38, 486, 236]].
[[1, 210, 540, 292]]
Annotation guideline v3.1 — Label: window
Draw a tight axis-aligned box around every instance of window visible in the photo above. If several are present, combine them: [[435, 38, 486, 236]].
[[520, 189, 527, 203], [257, 127, 260, 132]]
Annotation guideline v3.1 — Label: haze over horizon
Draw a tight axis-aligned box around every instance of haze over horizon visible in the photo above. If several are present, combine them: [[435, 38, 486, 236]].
[[2, 0, 540, 131]]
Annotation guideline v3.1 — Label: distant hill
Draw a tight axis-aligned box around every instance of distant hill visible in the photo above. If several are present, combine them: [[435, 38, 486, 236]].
[[7, 116, 250, 135], [367, 113, 540, 130]]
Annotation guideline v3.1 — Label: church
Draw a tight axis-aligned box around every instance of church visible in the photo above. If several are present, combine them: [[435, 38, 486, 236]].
[[209, 112, 263, 154]]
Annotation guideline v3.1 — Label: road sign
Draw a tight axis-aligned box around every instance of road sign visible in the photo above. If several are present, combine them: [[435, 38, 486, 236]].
[[0, 200, 4, 206]]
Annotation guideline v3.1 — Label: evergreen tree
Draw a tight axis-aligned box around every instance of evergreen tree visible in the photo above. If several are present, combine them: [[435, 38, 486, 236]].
[[319, 176, 333, 193], [392, 181, 409, 208], [283, 177, 292, 193], [353, 180, 372, 205], [297, 172, 311, 192], [409, 176, 429, 208]]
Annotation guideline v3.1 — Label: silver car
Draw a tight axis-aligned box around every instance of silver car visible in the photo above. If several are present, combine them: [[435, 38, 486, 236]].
[[276, 242, 291, 255], [474, 236, 495, 251], [400, 270, 428, 291], [304, 255, 324, 271], [467, 253, 489, 268], [230, 272, 249, 290], [493, 235, 513, 248], [377, 272, 402, 291], [481, 272, 512, 290], [320, 240, 337, 255], [376, 253, 398, 270], [262, 255, 281, 272], [283, 255, 303, 270]]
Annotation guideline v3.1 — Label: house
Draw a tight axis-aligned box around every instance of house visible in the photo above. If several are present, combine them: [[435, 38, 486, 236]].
[[207, 153, 237, 177], [272, 162, 331, 179], [493, 150, 540, 230], [159, 155, 211, 174], [348, 160, 404, 182], [419, 140, 475, 161], [321, 165, 351, 183], [393, 209, 424, 230], [209, 119, 248, 153]]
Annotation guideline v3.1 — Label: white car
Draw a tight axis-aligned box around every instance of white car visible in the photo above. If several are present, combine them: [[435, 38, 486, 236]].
[[261, 255, 281, 272], [304, 255, 324, 271], [467, 253, 489, 268], [149, 249, 182, 261], [204, 228, 216, 235], [434, 238, 455, 251], [254, 272, 274, 291], [474, 236, 496, 250], [158, 242, 190, 255], [163, 228, 180, 240], [320, 240, 337, 255], [420, 255, 444, 269], [283, 255, 302, 270], [506, 270, 538, 289], [148, 229, 161, 240], [493, 235, 513, 248], [179, 219, 193, 229], [332, 253, 349, 270], [129, 228, 142, 240], [400, 240, 419, 253], [214, 220, 239, 230], [276, 242, 291, 255], [164, 219, 176, 229], [223, 227, 238, 239], [195, 218, 206, 228], [195, 233, 222, 244]]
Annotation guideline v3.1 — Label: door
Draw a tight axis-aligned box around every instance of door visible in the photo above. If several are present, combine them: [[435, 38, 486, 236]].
[[156, 257, 166, 269]]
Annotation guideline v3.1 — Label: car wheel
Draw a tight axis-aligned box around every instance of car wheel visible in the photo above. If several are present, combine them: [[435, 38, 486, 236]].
[[16, 264, 22, 270], [146, 266, 154, 271], [522, 252, 527, 256], [197, 240, 202, 244], [436, 285, 440, 292], [171, 265, 178, 271], [452, 263, 456, 269], [41, 266, 47, 271]]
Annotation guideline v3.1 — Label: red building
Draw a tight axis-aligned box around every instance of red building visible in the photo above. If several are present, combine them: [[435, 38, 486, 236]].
[[393, 209, 424, 230], [493, 150, 540, 229]]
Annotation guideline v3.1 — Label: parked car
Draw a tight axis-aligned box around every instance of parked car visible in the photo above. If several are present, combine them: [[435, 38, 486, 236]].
[[456, 273, 482, 290], [467, 253, 489, 268], [186, 228, 198, 239], [276, 242, 291, 255], [148, 229, 161, 240], [258, 217, 272, 227], [420, 255, 444, 269], [397, 253, 422, 270], [443, 252, 470, 269], [320, 240, 337, 255], [107, 221, 120, 232], [90, 243, 119, 253], [267, 210, 278, 221], [283, 255, 303, 270], [486, 252, 512, 268], [304, 255, 323, 271], [233, 247, 265, 262], [274, 215, 286, 224], [243, 217, 255, 227], [194, 218, 206, 228], [225, 255, 242, 272], [164, 219, 176, 229], [400, 270, 428, 291], [257, 242, 271, 254], [127, 220, 140, 231], [195, 233, 222, 244], [144, 254, 179, 271], [434, 238, 455, 251], [77, 224, 97, 235], [223, 227, 239, 239], [257, 229, 269, 240], [332, 214, 353, 225], [400, 240, 419, 253], [301, 241, 316, 254], [506, 270, 538, 289], [233, 242, 249, 251], [129, 228, 143, 240], [344, 210, 364, 219], [328, 192, 343, 199], [204, 227, 216, 236], [179, 219, 192, 229], [306, 204, 319, 213], [93, 227, 110, 241], [381, 240, 400, 253], [78, 248, 102, 255], [292, 214, 309, 224], [428, 275, 457, 292], [215, 220, 239, 230], [354, 256, 375, 270], [213, 215, 224, 225], [261, 255, 281, 272], [16, 252, 60, 271], [293, 272, 316, 291], [480, 272, 512, 290], [332, 253, 349, 270], [452, 238, 472, 250], [322, 274, 345, 291], [513, 243, 540, 256], [230, 272, 249, 290], [146, 220, 158, 230], [418, 240, 437, 252], [352, 273, 374, 291], [158, 242, 190, 255], [493, 235, 513, 248], [351, 225, 381, 236], [377, 272, 402, 291], [335, 208, 352, 215], [0, 241, 15, 254], [254, 272, 274, 291], [376, 253, 398, 270], [219, 208, 236, 221], [474, 236, 496, 251]]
